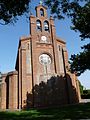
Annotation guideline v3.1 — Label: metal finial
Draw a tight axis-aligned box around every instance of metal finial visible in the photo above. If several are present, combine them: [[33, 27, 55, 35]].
[[40, 0, 43, 5]]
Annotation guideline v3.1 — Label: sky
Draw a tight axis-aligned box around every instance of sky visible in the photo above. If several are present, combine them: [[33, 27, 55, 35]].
[[0, 0, 90, 89]]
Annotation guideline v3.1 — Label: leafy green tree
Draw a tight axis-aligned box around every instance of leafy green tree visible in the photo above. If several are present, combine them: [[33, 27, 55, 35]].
[[0, 0, 30, 25], [70, 44, 90, 76], [45, 0, 90, 76]]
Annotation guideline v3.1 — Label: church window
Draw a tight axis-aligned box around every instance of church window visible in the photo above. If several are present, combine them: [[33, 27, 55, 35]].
[[40, 8, 44, 16], [36, 20, 42, 31], [26, 48, 32, 74], [59, 45, 61, 51], [39, 54, 51, 65], [44, 21, 49, 31]]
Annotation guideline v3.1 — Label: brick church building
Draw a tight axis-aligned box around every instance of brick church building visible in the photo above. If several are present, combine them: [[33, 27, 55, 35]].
[[1, 4, 81, 110]]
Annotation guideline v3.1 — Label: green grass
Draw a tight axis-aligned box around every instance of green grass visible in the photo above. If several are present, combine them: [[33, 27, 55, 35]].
[[0, 103, 90, 120]]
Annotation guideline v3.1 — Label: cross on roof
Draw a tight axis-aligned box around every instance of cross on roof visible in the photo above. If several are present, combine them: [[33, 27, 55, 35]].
[[40, 0, 43, 5]]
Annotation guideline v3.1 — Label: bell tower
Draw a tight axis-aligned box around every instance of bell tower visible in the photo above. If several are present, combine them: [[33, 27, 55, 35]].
[[36, 4, 47, 18], [29, 4, 60, 87], [30, 4, 50, 36]]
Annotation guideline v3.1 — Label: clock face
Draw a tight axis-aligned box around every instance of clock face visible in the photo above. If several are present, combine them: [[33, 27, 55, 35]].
[[39, 54, 51, 65], [41, 36, 47, 42]]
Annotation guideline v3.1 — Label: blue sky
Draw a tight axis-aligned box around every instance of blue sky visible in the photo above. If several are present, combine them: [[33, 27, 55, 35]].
[[0, 0, 90, 89]]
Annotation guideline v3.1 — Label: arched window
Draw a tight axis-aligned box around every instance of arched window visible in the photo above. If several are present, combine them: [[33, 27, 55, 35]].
[[36, 20, 42, 31], [40, 8, 44, 16], [39, 54, 51, 65], [44, 21, 49, 31]]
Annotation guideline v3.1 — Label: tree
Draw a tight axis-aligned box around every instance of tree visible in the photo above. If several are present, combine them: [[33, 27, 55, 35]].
[[70, 43, 90, 76], [45, 0, 90, 76], [0, 0, 30, 25]]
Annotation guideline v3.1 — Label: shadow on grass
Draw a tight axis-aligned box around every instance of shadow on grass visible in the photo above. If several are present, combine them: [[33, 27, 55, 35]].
[[0, 103, 90, 120]]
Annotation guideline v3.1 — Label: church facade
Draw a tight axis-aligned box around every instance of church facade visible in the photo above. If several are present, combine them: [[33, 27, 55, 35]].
[[1, 5, 81, 110]]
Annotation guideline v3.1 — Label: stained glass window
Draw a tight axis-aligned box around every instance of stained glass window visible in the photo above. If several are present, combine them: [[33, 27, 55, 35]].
[[39, 54, 51, 65]]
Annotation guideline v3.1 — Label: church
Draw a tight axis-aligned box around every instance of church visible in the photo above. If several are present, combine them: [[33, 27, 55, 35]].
[[0, 4, 81, 110]]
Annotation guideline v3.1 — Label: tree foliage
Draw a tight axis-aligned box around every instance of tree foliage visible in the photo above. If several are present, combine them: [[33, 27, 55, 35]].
[[45, 0, 90, 39], [70, 43, 90, 76], [0, 0, 30, 25], [45, 0, 90, 76]]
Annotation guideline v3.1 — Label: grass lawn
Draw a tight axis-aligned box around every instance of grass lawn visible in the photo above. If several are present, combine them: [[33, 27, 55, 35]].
[[0, 103, 90, 120]]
